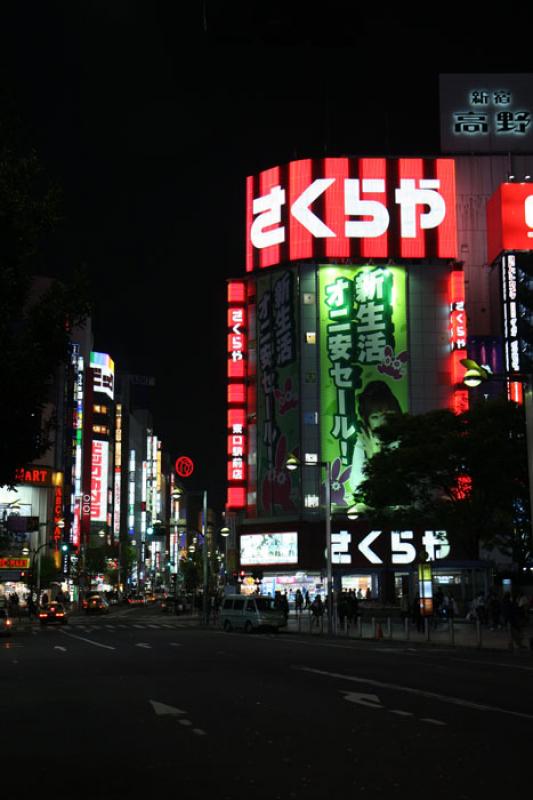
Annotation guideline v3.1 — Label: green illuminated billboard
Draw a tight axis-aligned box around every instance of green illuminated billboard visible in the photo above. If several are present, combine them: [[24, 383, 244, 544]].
[[319, 265, 409, 510]]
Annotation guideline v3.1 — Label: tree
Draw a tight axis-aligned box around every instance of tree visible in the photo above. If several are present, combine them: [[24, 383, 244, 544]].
[[355, 398, 532, 566], [0, 107, 91, 486]]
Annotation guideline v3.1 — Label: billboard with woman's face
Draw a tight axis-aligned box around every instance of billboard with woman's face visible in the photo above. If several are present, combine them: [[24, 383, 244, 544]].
[[319, 265, 409, 510]]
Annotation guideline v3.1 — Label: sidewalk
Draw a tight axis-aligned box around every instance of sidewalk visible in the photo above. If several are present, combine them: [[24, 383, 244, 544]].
[[283, 611, 533, 652]]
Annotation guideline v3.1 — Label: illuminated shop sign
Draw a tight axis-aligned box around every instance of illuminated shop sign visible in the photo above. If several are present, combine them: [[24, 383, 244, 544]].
[[53, 484, 63, 542], [246, 158, 457, 269], [319, 265, 408, 508], [227, 281, 248, 509], [440, 74, 533, 153], [240, 532, 298, 565], [332, 529, 450, 566], [15, 466, 62, 486], [0, 557, 30, 570], [90, 440, 109, 522], [90, 352, 115, 400], [487, 183, 533, 264], [449, 270, 469, 414]]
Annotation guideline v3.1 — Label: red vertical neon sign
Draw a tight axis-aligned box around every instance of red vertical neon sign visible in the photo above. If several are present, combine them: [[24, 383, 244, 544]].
[[227, 281, 247, 509]]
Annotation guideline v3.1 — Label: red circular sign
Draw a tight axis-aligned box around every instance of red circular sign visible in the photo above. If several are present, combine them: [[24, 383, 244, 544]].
[[175, 456, 194, 478]]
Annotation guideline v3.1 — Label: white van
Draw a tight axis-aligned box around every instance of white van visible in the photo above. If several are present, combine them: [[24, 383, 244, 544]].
[[220, 594, 286, 633]]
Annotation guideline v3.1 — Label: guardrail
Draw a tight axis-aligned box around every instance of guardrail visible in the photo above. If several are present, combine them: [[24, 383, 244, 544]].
[[288, 610, 532, 651]]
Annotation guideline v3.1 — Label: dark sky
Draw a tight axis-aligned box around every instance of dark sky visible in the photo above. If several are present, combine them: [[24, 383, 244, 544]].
[[0, 2, 527, 510]]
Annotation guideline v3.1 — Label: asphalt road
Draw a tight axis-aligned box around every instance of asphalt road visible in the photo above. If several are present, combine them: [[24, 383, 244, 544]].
[[2, 605, 532, 799]]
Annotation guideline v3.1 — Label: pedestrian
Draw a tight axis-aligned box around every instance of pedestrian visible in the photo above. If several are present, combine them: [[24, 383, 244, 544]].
[[304, 589, 310, 609], [487, 591, 501, 630], [280, 592, 289, 623], [346, 590, 358, 629], [295, 589, 303, 613], [508, 593, 528, 649], [337, 591, 347, 629], [310, 594, 323, 628], [365, 587, 372, 600], [41, 592, 49, 608]]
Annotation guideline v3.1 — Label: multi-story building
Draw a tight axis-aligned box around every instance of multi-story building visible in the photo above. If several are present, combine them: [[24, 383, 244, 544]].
[[227, 121, 533, 605]]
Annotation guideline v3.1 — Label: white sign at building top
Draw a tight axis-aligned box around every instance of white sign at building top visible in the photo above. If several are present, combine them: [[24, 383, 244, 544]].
[[440, 74, 533, 153]]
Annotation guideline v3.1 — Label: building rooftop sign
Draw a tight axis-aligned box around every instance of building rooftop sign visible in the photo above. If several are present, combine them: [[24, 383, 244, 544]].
[[246, 157, 457, 270], [440, 74, 533, 153]]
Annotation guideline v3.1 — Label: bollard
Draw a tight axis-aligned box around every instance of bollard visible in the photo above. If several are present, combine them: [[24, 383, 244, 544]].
[[476, 619, 482, 648], [404, 617, 410, 641], [357, 616, 362, 639], [424, 616, 430, 641], [386, 617, 392, 639], [449, 617, 455, 646], [344, 617, 348, 637]]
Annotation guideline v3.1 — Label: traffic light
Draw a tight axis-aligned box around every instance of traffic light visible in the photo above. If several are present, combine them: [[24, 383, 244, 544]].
[[60, 543, 70, 553]]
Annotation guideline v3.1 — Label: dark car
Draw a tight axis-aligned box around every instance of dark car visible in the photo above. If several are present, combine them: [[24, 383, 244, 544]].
[[39, 602, 68, 625], [83, 594, 109, 614]]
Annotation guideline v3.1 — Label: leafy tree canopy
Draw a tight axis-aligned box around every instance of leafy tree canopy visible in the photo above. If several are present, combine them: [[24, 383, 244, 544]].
[[354, 398, 532, 565], [0, 106, 91, 486]]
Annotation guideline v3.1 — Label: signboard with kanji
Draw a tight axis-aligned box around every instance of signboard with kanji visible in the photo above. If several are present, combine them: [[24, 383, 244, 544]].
[[319, 264, 408, 510], [440, 74, 533, 153]]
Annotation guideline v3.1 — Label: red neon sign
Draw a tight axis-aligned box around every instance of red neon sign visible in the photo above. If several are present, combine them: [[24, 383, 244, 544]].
[[227, 281, 247, 509], [246, 157, 457, 270], [175, 456, 194, 478], [449, 269, 468, 413], [487, 183, 533, 264]]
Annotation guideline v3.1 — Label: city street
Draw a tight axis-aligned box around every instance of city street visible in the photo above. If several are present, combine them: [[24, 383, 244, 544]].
[[3, 605, 532, 798]]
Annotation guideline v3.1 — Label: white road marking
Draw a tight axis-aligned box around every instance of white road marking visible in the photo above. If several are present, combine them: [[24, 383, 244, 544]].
[[133, 624, 145, 629], [54, 646, 67, 652], [390, 710, 413, 717], [422, 718, 447, 726], [342, 691, 383, 709], [135, 643, 152, 649], [179, 719, 192, 726], [105, 625, 116, 630], [169, 643, 182, 647], [193, 729, 207, 736], [147, 624, 160, 629], [296, 666, 533, 722], [60, 630, 115, 650], [150, 700, 186, 716]]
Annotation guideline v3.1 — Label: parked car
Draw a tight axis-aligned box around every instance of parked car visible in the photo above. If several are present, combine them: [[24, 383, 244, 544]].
[[219, 594, 286, 633], [0, 608, 14, 636], [83, 594, 110, 614], [39, 602, 68, 625]]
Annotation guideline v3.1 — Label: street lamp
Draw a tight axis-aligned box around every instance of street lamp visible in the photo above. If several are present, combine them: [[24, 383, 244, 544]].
[[286, 453, 333, 635], [220, 526, 230, 583], [172, 485, 210, 624]]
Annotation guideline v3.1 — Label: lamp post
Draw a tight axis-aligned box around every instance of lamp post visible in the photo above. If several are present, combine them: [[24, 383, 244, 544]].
[[220, 526, 230, 584], [172, 486, 209, 625], [286, 454, 333, 635]]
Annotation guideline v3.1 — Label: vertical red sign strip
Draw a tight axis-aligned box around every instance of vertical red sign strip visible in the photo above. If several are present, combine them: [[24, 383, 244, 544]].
[[259, 166, 282, 269], [435, 159, 457, 259], [449, 269, 469, 413], [245, 175, 255, 272], [289, 159, 313, 261], [227, 281, 247, 509]]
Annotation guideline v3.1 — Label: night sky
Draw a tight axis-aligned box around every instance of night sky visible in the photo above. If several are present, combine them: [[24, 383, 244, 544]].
[[1, 2, 528, 511]]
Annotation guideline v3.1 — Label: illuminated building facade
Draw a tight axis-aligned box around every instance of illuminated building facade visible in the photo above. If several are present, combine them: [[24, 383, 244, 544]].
[[228, 150, 533, 603]]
